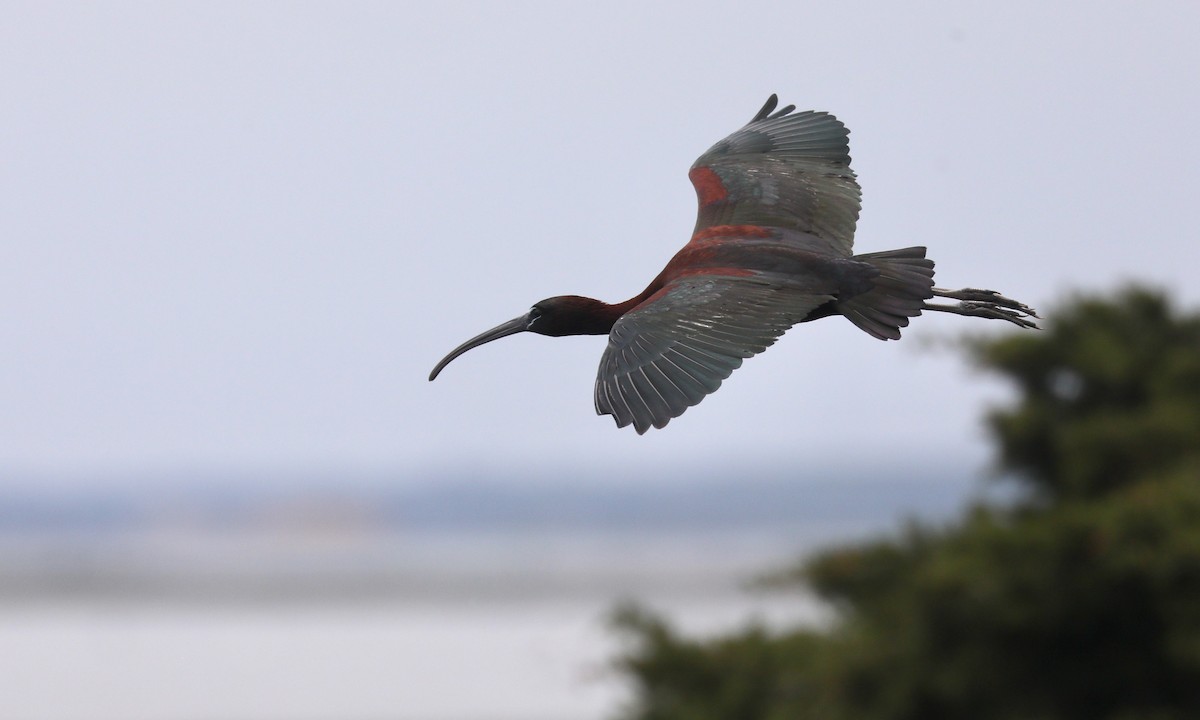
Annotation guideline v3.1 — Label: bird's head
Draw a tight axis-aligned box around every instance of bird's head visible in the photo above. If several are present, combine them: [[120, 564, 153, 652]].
[[428, 295, 617, 381]]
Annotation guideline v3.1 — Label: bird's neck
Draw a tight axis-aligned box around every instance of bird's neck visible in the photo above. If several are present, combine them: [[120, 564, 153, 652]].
[[566, 296, 638, 335], [549, 292, 653, 336]]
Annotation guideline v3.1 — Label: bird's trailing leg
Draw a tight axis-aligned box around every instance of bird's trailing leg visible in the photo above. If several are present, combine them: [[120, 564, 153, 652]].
[[923, 287, 1040, 329]]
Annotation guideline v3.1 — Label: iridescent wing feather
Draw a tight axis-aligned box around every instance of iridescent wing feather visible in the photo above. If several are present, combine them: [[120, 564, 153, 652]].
[[594, 274, 835, 433], [690, 95, 861, 257]]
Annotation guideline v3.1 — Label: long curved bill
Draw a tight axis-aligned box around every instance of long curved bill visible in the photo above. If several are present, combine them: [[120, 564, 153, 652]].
[[428, 315, 529, 381]]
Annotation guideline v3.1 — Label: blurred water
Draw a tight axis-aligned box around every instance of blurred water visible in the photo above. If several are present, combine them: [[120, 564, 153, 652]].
[[0, 528, 830, 720], [0, 470, 972, 719]]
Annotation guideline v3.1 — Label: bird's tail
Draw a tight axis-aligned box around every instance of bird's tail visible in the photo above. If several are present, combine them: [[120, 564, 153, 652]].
[[841, 247, 935, 340]]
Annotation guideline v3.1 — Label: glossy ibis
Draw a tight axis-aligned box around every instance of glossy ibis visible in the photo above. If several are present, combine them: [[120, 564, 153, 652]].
[[430, 95, 1037, 434]]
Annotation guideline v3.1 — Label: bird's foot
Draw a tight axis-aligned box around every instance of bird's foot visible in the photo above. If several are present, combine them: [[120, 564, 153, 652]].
[[924, 287, 1040, 329], [923, 301, 1039, 329], [932, 287, 1040, 318]]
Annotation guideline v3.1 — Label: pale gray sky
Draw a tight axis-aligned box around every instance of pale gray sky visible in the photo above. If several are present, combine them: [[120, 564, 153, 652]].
[[4, 2, 1198, 486]]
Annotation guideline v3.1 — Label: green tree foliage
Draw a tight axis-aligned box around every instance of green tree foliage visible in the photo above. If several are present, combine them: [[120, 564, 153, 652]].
[[977, 287, 1200, 500], [613, 286, 1200, 720]]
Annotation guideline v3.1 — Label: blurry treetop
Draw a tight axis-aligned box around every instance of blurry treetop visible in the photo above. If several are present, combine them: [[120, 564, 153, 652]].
[[971, 287, 1200, 500]]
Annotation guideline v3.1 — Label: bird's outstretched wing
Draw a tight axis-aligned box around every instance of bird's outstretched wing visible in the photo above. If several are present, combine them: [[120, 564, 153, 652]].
[[594, 275, 834, 433], [689, 95, 861, 257]]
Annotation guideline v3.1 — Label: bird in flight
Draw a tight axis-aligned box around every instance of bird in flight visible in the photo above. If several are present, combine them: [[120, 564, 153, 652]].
[[429, 95, 1037, 434]]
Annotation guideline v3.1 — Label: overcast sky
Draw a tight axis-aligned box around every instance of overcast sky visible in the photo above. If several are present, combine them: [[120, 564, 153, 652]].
[[3, 2, 1198, 488]]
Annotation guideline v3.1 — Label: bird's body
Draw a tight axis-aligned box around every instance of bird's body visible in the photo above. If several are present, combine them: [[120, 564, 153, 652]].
[[430, 95, 1037, 433]]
